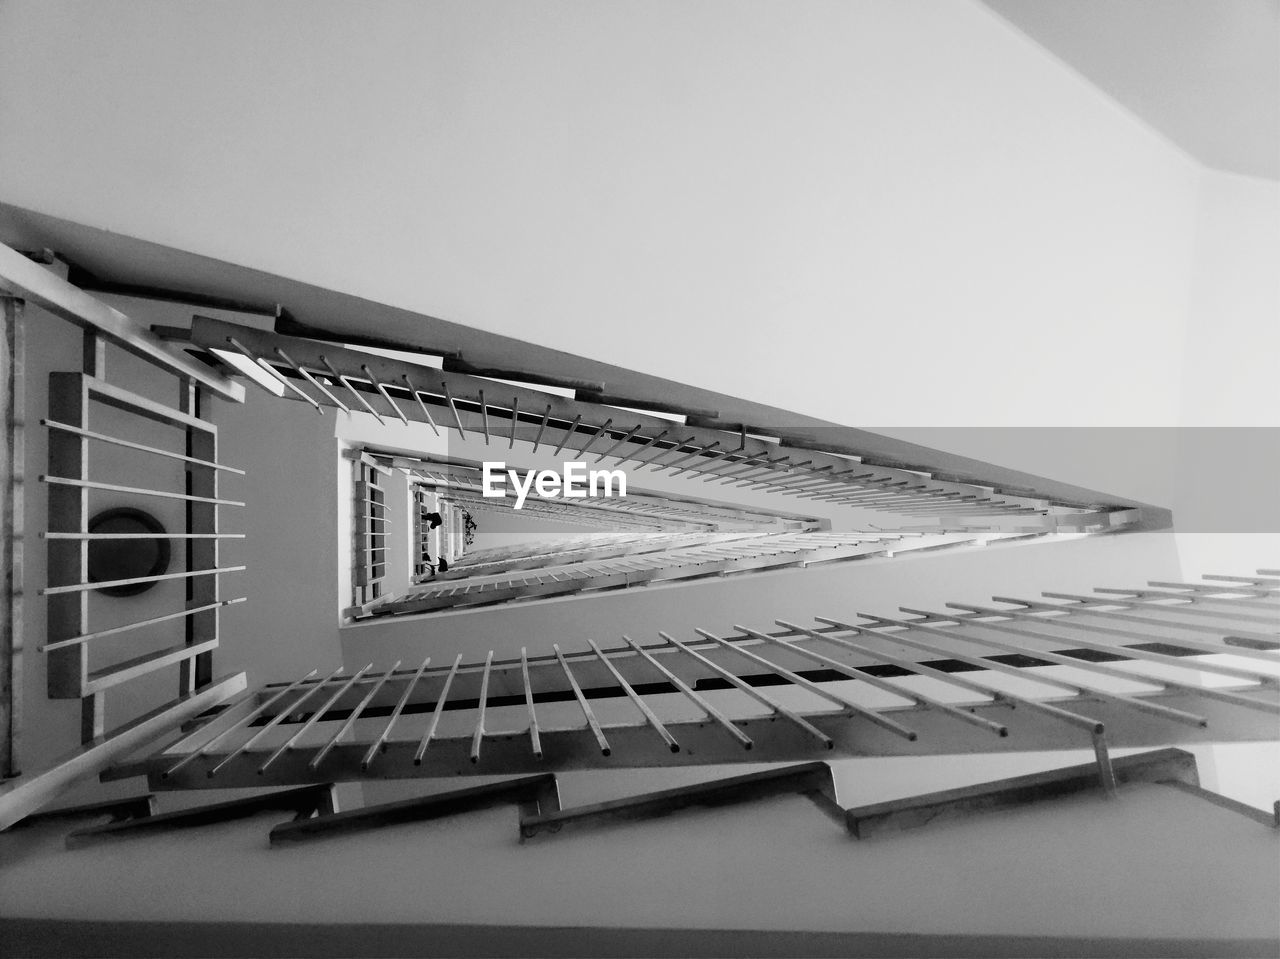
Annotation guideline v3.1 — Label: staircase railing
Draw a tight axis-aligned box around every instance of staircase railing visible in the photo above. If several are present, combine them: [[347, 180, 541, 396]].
[[186, 315, 1140, 534], [112, 572, 1278, 794], [0, 243, 247, 830]]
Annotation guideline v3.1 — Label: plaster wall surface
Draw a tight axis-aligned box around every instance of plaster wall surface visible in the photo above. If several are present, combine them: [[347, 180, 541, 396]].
[[0, 0, 1201, 427]]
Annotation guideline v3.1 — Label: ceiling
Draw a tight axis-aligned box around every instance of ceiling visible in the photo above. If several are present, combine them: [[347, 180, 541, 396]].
[[979, 0, 1279, 179]]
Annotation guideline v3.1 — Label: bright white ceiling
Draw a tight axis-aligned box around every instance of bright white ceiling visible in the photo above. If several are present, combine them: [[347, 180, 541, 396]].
[[980, 0, 1279, 179]]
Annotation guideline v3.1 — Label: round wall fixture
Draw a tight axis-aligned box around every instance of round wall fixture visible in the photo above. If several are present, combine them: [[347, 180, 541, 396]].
[[87, 508, 171, 596]]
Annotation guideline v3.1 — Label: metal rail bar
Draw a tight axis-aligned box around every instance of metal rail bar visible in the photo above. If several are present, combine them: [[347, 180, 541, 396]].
[[163, 670, 318, 779], [311, 661, 402, 770], [990, 595, 1280, 663], [946, 601, 1279, 688], [521, 648, 542, 759], [402, 374, 440, 436], [259, 665, 373, 773], [41, 565, 246, 596], [40, 598, 247, 653], [807, 617, 1106, 734], [208, 665, 345, 778], [362, 366, 408, 424], [698, 628, 918, 741], [553, 644, 611, 756], [320, 356, 385, 424], [42, 420, 245, 474], [747, 628, 1008, 737], [275, 346, 349, 413], [551, 414, 583, 456], [852, 613, 1208, 728], [415, 654, 463, 764], [470, 652, 495, 764], [363, 657, 431, 770], [532, 405, 552, 452], [589, 639, 679, 753], [41, 476, 244, 507], [576, 419, 613, 457], [658, 631, 831, 749], [439, 381, 466, 437], [622, 635, 753, 750], [595, 424, 642, 463]]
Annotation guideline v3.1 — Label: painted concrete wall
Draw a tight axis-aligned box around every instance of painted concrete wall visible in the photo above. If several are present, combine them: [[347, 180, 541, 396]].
[[0, 0, 1200, 430]]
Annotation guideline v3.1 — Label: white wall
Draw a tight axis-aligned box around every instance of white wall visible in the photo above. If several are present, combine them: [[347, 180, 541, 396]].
[[1173, 169, 1280, 810], [0, 0, 1200, 429]]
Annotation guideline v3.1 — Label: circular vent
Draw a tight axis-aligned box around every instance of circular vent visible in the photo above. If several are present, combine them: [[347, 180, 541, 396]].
[[87, 508, 171, 596]]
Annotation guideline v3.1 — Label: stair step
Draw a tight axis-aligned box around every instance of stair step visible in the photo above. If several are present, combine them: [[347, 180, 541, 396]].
[[10, 794, 156, 827], [269, 773, 560, 846], [66, 783, 335, 848], [519, 761, 836, 841], [842, 747, 1200, 840]]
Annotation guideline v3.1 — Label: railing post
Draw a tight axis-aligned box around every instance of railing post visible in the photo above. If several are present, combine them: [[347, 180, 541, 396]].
[[45, 372, 90, 713], [180, 381, 217, 693]]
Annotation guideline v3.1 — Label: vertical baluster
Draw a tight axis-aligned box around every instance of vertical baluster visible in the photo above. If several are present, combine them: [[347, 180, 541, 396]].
[[588, 639, 679, 752], [620, 428, 669, 466], [551, 415, 583, 456], [532, 405, 552, 452], [696, 628, 918, 741], [363, 656, 431, 770], [576, 419, 612, 457], [857, 612, 1207, 728], [226, 337, 321, 411], [521, 647, 542, 759], [208, 665, 345, 778], [740, 625, 1006, 736], [440, 381, 467, 438], [654, 441, 720, 474], [657, 632, 830, 748], [402, 374, 441, 436], [259, 664, 373, 774], [470, 651, 494, 764], [552, 644, 610, 755], [361, 365, 408, 424], [415, 654, 463, 764], [800, 617, 1102, 731], [274, 347, 347, 413], [311, 661, 402, 770], [621, 636, 752, 749], [164, 669, 318, 778], [320, 356, 385, 424], [595, 424, 642, 463]]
